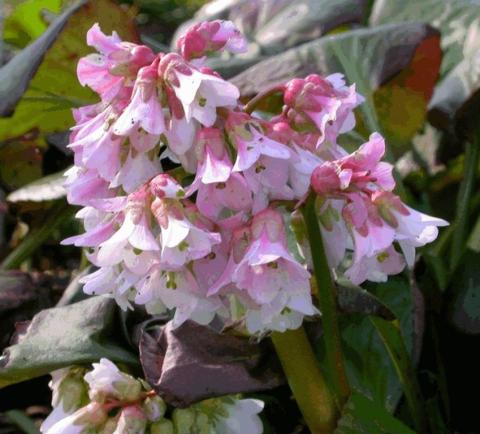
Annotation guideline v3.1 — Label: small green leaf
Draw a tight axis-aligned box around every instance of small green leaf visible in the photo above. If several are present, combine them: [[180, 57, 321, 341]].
[[0, 296, 138, 388], [335, 392, 415, 434]]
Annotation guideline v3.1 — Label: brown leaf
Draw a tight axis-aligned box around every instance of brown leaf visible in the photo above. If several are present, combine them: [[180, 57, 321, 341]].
[[139, 320, 284, 407], [0, 271, 53, 350]]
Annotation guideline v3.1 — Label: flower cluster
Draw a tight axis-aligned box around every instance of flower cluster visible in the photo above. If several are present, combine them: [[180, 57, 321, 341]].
[[41, 358, 263, 434], [64, 20, 447, 334]]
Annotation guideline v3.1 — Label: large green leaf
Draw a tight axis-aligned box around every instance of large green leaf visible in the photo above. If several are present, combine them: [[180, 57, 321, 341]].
[[3, 0, 64, 48], [0, 0, 139, 141], [335, 392, 415, 434], [0, 1, 86, 117], [450, 251, 480, 334], [232, 22, 441, 151], [337, 277, 415, 411], [0, 296, 138, 388]]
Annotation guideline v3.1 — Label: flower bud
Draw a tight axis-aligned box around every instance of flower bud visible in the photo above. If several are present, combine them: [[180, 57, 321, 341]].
[[172, 408, 196, 434], [151, 419, 175, 434], [143, 395, 166, 422], [112, 405, 147, 434], [84, 358, 143, 403]]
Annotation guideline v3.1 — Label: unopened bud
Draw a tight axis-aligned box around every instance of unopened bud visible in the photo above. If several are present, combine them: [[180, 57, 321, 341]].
[[143, 395, 166, 422], [151, 419, 175, 434], [172, 408, 196, 434]]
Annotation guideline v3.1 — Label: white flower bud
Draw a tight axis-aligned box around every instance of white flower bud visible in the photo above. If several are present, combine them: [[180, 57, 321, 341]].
[[142, 395, 166, 421], [112, 405, 147, 434], [84, 358, 142, 403]]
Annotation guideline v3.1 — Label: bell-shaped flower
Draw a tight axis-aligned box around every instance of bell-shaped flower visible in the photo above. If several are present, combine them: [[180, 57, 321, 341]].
[[64, 167, 112, 206], [151, 179, 221, 268], [284, 73, 363, 145], [227, 112, 291, 172], [77, 23, 155, 101], [41, 402, 107, 434], [345, 246, 406, 285], [40, 368, 88, 434], [196, 172, 253, 221], [372, 191, 448, 267], [189, 127, 232, 189], [113, 60, 165, 137], [177, 20, 247, 60], [112, 405, 147, 434], [84, 358, 143, 403], [160, 53, 239, 127], [210, 209, 317, 333], [96, 187, 159, 267], [135, 265, 225, 327]]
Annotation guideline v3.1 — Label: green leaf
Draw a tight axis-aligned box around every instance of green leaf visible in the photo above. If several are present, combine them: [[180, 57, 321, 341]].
[[337, 277, 415, 411], [0, 0, 139, 140], [370, 316, 428, 433], [334, 392, 415, 434], [6, 169, 66, 202], [336, 280, 395, 320], [0, 296, 138, 389], [5, 410, 40, 434], [450, 250, 480, 334], [232, 22, 441, 152], [0, 1, 86, 117], [3, 0, 63, 48]]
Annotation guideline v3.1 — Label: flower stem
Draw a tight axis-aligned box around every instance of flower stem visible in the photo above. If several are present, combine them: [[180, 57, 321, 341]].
[[244, 84, 285, 114], [302, 194, 351, 407], [271, 328, 337, 434]]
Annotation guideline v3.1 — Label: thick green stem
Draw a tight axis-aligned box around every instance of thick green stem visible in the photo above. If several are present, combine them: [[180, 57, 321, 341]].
[[302, 195, 351, 407], [450, 128, 480, 273], [244, 84, 285, 114], [271, 328, 337, 434]]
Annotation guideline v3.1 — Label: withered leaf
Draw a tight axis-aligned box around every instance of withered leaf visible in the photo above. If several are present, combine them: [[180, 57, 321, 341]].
[[139, 320, 284, 407]]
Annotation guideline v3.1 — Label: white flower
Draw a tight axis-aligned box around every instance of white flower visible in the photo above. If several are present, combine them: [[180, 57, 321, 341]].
[[84, 358, 142, 402]]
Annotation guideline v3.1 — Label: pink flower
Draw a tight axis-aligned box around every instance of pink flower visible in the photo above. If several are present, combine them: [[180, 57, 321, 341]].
[[135, 265, 225, 327], [177, 20, 247, 60], [196, 172, 253, 221], [77, 24, 154, 101], [113, 60, 165, 137], [150, 175, 221, 268], [284, 73, 363, 146], [227, 112, 291, 172], [209, 209, 317, 333], [345, 246, 405, 285], [372, 191, 448, 266], [95, 187, 159, 267], [188, 127, 232, 190], [160, 53, 239, 126], [311, 133, 395, 195]]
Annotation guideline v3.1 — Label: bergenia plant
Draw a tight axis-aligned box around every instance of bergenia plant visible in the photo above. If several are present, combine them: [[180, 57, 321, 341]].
[[44, 19, 447, 434]]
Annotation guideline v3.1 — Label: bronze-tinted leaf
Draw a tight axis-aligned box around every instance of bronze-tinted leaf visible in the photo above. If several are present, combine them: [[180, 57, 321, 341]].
[[139, 320, 284, 407], [0, 271, 53, 350]]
